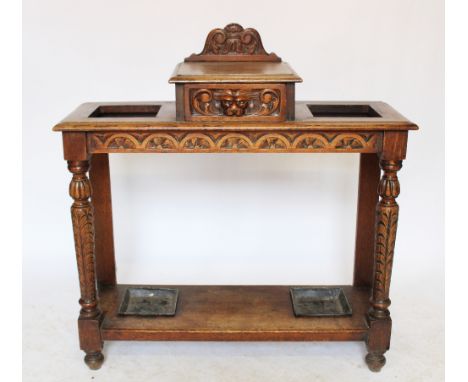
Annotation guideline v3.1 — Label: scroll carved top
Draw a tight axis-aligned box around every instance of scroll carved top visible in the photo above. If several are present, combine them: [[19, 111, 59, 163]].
[[185, 23, 281, 62]]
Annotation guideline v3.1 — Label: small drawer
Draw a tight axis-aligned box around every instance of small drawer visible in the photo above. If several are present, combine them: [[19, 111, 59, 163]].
[[177, 83, 294, 122]]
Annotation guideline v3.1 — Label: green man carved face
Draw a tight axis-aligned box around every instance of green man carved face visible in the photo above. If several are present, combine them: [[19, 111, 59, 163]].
[[218, 90, 251, 116]]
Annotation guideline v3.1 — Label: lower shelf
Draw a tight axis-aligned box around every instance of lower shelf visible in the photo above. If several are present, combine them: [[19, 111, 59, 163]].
[[99, 284, 370, 341]]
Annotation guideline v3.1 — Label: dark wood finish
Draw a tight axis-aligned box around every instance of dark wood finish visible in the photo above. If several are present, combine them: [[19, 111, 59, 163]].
[[183, 83, 287, 122], [171, 24, 301, 122], [89, 105, 160, 118], [99, 285, 370, 341], [308, 104, 381, 118], [175, 84, 185, 121], [53, 101, 418, 131], [366, 318, 391, 372], [285, 83, 295, 120], [54, 23, 417, 372], [56, 102, 416, 371], [90, 154, 116, 287], [381, 131, 408, 160], [365, 159, 402, 372], [87, 130, 381, 154], [62, 132, 87, 160], [353, 154, 380, 287], [55, 101, 416, 370], [169, 62, 301, 83], [67, 160, 104, 369], [184, 23, 281, 62]]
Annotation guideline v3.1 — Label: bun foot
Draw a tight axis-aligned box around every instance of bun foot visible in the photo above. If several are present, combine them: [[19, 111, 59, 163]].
[[84, 352, 104, 370], [365, 352, 386, 372]]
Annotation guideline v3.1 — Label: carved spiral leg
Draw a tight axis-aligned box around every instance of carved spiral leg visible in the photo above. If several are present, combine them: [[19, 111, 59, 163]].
[[68, 160, 104, 370], [366, 160, 402, 372]]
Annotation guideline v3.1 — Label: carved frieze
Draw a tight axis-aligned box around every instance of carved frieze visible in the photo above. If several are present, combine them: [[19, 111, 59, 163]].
[[89, 131, 381, 153]]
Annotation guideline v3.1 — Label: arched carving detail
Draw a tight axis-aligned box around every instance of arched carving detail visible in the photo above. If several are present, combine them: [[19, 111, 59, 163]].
[[185, 23, 281, 62]]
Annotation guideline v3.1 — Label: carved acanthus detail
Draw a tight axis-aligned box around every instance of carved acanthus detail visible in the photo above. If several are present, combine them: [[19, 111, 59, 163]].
[[369, 160, 402, 320], [191, 88, 280, 117], [68, 160, 100, 319], [185, 23, 280, 62], [89, 132, 381, 153]]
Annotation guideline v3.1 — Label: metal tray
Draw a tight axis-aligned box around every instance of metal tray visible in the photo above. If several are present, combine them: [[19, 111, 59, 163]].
[[118, 287, 179, 316], [290, 287, 352, 317]]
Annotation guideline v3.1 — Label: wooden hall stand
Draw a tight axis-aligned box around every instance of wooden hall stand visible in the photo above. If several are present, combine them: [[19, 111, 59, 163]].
[[53, 25, 418, 372]]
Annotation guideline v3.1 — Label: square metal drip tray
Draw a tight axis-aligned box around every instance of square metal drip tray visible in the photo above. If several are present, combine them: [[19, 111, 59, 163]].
[[118, 287, 179, 316], [290, 287, 352, 317]]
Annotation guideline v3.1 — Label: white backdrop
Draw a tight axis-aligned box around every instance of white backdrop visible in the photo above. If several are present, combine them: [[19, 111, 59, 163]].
[[23, 0, 444, 380]]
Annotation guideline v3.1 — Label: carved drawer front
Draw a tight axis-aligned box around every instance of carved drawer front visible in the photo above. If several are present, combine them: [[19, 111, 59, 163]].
[[182, 83, 289, 122]]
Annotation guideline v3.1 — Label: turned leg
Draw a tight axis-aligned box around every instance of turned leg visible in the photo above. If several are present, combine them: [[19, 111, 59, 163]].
[[68, 160, 104, 370], [366, 159, 402, 372]]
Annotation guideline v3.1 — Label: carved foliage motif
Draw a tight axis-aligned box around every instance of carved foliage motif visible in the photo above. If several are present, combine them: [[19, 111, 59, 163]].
[[370, 160, 402, 319], [191, 88, 280, 117], [108, 137, 135, 149], [186, 23, 280, 62], [335, 137, 366, 149], [182, 136, 211, 150], [89, 132, 380, 153], [68, 161, 99, 318], [373, 207, 398, 310], [258, 136, 288, 149], [219, 136, 250, 150], [146, 135, 177, 150]]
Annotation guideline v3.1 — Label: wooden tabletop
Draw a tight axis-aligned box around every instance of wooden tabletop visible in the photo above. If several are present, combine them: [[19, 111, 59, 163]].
[[53, 101, 418, 132]]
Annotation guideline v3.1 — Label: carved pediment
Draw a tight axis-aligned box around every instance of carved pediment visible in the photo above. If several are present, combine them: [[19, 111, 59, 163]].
[[185, 23, 281, 62]]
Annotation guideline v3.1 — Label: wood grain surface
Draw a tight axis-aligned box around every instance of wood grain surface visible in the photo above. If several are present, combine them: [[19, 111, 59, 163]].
[[100, 285, 370, 341], [53, 101, 418, 131]]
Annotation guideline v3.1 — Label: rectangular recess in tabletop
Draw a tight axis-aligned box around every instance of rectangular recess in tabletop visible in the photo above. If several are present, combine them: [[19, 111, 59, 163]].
[[308, 104, 381, 118], [89, 104, 161, 118]]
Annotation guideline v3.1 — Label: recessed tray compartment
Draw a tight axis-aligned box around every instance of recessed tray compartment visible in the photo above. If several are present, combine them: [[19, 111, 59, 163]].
[[89, 105, 160, 118], [118, 287, 179, 316], [290, 287, 352, 317], [308, 104, 381, 118]]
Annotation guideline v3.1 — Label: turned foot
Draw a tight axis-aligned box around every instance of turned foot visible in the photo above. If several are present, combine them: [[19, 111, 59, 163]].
[[365, 352, 386, 372], [84, 352, 104, 370]]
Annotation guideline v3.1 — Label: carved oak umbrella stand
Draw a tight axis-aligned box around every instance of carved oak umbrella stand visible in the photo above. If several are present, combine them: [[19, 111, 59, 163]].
[[53, 23, 418, 372]]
